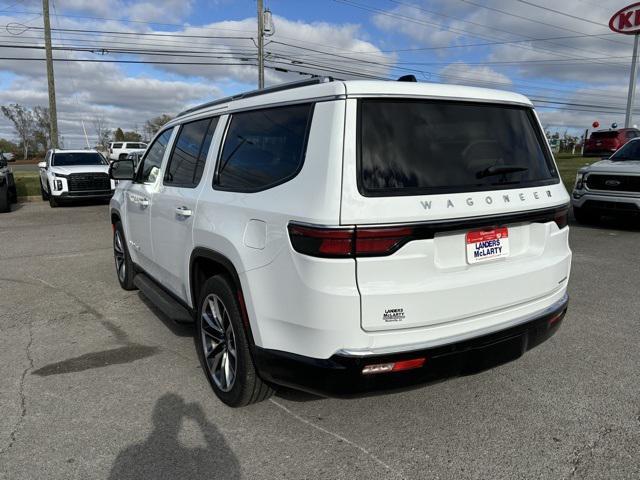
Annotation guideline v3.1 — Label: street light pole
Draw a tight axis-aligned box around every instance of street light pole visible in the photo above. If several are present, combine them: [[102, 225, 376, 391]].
[[257, 0, 264, 89], [42, 0, 59, 149], [625, 33, 639, 128]]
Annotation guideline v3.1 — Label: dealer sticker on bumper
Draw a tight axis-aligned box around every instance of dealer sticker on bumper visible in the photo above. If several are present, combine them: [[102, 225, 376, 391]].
[[466, 227, 509, 264]]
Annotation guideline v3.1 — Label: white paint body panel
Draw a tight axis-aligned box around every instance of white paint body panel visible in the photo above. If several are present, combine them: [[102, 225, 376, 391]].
[[111, 80, 572, 360]]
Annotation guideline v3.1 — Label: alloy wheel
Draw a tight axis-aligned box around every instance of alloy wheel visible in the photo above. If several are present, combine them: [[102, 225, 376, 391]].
[[113, 230, 126, 283], [201, 294, 237, 392]]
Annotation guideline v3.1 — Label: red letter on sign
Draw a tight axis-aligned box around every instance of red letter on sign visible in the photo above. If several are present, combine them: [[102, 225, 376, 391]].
[[619, 11, 633, 29], [635, 9, 640, 27]]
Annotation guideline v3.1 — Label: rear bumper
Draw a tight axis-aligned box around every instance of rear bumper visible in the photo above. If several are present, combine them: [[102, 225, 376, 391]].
[[254, 295, 568, 397]]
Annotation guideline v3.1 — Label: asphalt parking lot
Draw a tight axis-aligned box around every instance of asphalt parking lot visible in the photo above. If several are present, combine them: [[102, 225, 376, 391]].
[[1, 202, 639, 480]]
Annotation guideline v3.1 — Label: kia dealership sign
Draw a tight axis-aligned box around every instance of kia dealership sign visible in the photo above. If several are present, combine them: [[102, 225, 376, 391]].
[[610, 2, 640, 34]]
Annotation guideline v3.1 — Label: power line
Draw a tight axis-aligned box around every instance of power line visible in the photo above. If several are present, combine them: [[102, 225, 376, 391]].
[[513, 0, 608, 28]]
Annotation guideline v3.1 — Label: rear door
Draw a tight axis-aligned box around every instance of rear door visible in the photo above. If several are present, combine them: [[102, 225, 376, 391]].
[[150, 116, 218, 303], [341, 98, 571, 332]]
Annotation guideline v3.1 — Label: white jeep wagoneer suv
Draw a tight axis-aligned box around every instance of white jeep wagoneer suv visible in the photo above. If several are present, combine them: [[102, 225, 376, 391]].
[[109, 78, 571, 407]]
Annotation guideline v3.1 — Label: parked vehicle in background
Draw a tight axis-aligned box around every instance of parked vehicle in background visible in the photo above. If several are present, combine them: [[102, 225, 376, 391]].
[[38, 149, 115, 207], [0, 155, 17, 212], [108, 142, 147, 161], [583, 128, 640, 157], [125, 149, 146, 169], [572, 138, 640, 223], [1, 151, 15, 162], [109, 78, 571, 408]]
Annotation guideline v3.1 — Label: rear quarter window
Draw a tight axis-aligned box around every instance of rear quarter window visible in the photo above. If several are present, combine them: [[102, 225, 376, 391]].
[[358, 99, 558, 196], [214, 103, 314, 192]]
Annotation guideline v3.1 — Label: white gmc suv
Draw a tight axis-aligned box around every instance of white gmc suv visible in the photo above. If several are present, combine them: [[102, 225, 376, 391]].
[[109, 78, 571, 407]]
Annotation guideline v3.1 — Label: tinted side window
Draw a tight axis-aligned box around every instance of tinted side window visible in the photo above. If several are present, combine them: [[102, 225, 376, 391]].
[[165, 117, 218, 188], [139, 128, 173, 183], [113, 143, 123, 149], [215, 103, 313, 192]]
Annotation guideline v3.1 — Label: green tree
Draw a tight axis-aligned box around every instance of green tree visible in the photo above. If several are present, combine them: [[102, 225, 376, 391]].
[[123, 131, 142, 142], [114, 128, 125, 141], [1, 104, 35, 159]]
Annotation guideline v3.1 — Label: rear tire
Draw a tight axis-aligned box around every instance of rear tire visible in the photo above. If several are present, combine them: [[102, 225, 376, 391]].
[[0, 185, 9, 213], [196, 276, 274, 407], [113, 222, 136, 291], [573, 206, 596, 224]]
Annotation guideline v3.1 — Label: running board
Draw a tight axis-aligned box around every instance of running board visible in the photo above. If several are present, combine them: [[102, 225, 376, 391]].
[[134, 273, 194, 323]]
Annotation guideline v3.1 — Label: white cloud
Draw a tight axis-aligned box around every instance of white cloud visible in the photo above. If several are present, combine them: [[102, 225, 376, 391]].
[[439, 62, 512, 87]]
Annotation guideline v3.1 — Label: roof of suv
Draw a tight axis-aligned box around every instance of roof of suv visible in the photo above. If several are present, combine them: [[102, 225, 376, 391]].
[[173, 79, 533, 125]]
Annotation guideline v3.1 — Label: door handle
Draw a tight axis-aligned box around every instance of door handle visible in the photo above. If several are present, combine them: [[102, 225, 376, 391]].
[[175, 206, 192, 217]]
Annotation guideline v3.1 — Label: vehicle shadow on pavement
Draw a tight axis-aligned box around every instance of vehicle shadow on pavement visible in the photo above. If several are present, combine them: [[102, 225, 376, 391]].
[[108, 393, 240, 480]]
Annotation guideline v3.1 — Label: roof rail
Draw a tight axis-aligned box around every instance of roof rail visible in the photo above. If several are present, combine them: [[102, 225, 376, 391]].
[[176, 76, 335, 118]]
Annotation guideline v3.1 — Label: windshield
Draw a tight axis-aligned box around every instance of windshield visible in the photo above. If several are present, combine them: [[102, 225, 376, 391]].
[[358, 99, 558, 196], [610, 140, 640, 161], [52, 152, 106, 167]]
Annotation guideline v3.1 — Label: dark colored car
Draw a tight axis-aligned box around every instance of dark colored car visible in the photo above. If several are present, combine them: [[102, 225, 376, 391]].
[[584, 128, 640, 157], [0, 155, 17, 212]]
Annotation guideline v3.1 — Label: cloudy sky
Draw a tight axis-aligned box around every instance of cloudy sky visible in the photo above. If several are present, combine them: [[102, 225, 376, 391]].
[[0, 0, 636, 147]]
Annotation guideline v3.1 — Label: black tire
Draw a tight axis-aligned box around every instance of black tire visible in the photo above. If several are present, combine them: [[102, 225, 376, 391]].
[[9, 186, 17, 204], [49, 196, 59, 208], [196, 275, 274, 407], [573, 206, 596, 224], [113, 222, 136, 291], [40, 181, 50, 200], [0, 185, 9, 213], [118, 153, 128, 160]]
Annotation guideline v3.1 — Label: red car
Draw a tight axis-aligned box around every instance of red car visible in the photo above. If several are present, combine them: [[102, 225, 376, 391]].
[[584, 128, 640, 157]]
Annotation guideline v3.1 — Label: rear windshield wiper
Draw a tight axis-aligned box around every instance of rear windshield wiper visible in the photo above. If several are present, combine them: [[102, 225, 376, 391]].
[[476, 165, 529, 179]]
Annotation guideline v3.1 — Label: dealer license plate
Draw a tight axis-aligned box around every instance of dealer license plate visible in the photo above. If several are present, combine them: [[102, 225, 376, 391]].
[[466, 227, 510, 264]]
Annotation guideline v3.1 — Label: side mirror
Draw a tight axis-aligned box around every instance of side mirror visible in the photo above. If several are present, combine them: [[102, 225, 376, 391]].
[[109, 159, 135, 180], [38, 161, 46, 169], [0, 158, 7, 168]]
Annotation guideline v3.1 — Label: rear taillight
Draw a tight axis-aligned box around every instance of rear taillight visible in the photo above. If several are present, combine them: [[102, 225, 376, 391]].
[[288, 224, 354, 258], [356, 227, 414, 256], [288, 224, 414, 258], [554, 208, 569, 229]]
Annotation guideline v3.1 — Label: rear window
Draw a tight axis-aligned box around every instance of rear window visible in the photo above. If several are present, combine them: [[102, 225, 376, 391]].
[[125, 143, 145, 149], [358, 99, 559, 196], [591, 131, 619, 139], [112, 143, 123, 149]]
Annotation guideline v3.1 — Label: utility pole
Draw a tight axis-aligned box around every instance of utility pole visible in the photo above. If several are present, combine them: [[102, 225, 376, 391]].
[[257, 0, 264, 89], [42, 0, 59, 148], [625, 34, 639, 128]]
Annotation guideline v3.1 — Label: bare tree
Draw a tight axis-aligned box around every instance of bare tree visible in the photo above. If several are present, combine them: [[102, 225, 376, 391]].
[[1, 104, 35, 159], [34, 106, 51, 152], [144, 114, 173, 140], [93, 117, 112, 153]]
